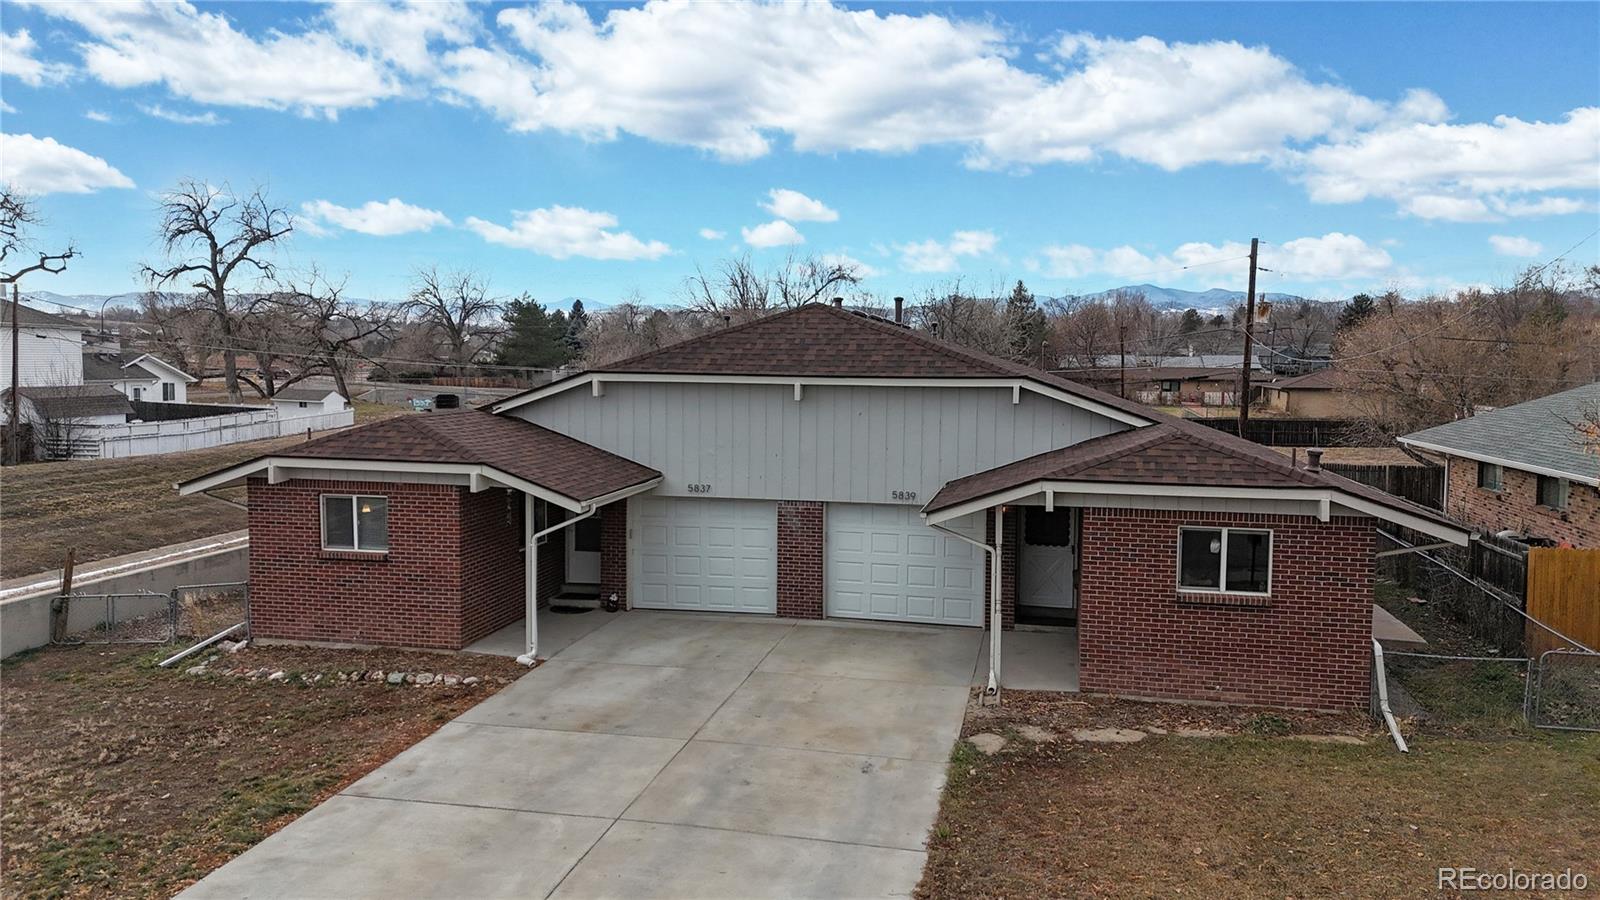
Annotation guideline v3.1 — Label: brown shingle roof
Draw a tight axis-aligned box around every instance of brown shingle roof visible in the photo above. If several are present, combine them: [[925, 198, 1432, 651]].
[[923, 420, 1462, 533], [495, 303, 1157, 423], [3, 385, 133, 420], [191, 410, 660, 504], [1268, 368, 1342, 391]]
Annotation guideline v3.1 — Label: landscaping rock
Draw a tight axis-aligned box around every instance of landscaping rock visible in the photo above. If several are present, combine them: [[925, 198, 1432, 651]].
[[1174, 727, 1229, 739], [368, 670, 385, 682], [1071, 727, 1146, 744], [227, 640, 249, 653], [441, 675, 459, 686], [386, 672, 404, 685], [462, 676, 480, 686], [266, 671, 287, 682], [184, 665, 207, 676], [969, 733, 1007, 755], [415, 673, 435, 686], [1015, 724, 1058, 743], [1288, 734, 1366, 746]]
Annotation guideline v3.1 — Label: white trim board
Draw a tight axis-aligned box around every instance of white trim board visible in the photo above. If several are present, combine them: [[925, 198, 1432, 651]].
[[488, 372, 1153, 428], [177, 456, 662, 513], [923, 480, 1472, 545], [1397, 437, 1599, 487]]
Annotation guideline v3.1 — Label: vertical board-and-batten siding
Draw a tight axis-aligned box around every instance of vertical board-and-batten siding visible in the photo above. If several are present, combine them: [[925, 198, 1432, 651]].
[[513, 381, 1129, 503]]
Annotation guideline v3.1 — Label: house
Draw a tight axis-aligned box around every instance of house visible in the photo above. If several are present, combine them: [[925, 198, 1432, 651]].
[[1400, 383, 1600, 548], [82, 351, 197, 403], [1259, 368, 1349, 418], [1058, 365, 1239, 407], [270, 387, 350, 414], [179, 303, 1470, 711], [1, 304, 85, 392]]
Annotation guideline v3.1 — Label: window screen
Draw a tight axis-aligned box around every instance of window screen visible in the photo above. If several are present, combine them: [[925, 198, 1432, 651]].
[[322, 496, 355, 549], [1224, 530, 1271, 594], [1178, 529, 1222, 590], [322, 494, 388, 551]]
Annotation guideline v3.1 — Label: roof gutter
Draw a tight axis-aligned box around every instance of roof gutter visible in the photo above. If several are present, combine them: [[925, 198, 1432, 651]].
[[1397, 437, 1599, 487]]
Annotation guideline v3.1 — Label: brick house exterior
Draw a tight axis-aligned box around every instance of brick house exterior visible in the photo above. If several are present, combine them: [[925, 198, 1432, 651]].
[[776, 501, 825, 619], [1445, 457, 1599, 548], [1078, 509, 1375, 710]]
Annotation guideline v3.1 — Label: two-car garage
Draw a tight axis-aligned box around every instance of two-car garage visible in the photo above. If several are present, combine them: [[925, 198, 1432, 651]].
[[629, 496, 985, 627]]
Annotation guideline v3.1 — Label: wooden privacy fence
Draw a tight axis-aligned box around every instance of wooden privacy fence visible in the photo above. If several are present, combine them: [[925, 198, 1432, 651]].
[[1526, 548, 1600, 655], [1323, 462, 1444, 509], [1188, 416, 1373, 447]]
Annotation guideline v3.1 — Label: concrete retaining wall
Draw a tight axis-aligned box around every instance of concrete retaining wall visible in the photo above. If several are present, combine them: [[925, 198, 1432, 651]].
[[0, 535, 247, 659]]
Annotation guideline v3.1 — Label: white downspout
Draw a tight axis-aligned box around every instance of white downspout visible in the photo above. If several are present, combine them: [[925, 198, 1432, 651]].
[[516, 502, 598, 667], [930, 508, 1003, 699], [1371, 639, 1409, 753]]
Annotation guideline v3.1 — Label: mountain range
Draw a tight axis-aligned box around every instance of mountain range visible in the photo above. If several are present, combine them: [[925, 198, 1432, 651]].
[[1074, 284, 1310, 313]]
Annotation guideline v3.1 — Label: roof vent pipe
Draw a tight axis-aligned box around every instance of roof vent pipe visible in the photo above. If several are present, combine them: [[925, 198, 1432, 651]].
[[930, 321, 940, 338], [893, 296, 904, 324], [723, 314, 731, 327], [1306, 447, 1324, 472], [832, 296, 843, 308]]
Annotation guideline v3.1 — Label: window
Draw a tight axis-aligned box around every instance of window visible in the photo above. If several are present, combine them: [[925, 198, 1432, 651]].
[[298, 401, 308, 409], [162, 382, 175, 402], [1159, 379, 1182, 393], [1477, 462, 1503, 491], [321, 494, 388, 551], [1178, 527, 1271, 595], [131, 386, 142, 401], [1024, 508, 1074, 547], [532, 499, 564, 546], [1537, 475, 1570, 510]]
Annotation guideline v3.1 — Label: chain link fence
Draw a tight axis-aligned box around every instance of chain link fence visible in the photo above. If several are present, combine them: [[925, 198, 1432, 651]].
[[47, 581, 251, 661], [1530, 649, 1600, 732]]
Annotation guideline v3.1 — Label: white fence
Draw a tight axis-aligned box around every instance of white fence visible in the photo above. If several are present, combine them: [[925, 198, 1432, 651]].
[[52, 407, 354, 459]]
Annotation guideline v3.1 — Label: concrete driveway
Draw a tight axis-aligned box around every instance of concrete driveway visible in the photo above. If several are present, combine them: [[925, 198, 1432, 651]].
[[182, 611, 981, 900]]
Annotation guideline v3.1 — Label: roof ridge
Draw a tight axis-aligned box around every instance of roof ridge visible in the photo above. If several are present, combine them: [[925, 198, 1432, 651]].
[[596, 304, 822, 373], [1167, 420, 1322, 486], [1053, 424, 1182, 478], [407, 410, 481, 459]]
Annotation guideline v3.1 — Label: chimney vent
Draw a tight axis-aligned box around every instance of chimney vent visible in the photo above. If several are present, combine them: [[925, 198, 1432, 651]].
[[1305, 447, 1324, 472], [832, 296, 843, 308], [722, 314, 731, 327], [930, 321, 940, 338], [893, 296, 904, 324]]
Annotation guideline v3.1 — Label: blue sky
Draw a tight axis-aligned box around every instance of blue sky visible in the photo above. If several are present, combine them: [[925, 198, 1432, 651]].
[[1, 1, 1596, 308]]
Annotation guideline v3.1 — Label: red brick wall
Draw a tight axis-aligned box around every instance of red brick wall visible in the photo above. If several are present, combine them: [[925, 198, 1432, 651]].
[[777, 501, 825, 618], [1078, 508, 1374, 710], [247, 478, 526, 650], [533, 508, 566, 607], [983, 509, 1019, 629], [1446, 456, 1599, 548], [600, 500, 628, 607]]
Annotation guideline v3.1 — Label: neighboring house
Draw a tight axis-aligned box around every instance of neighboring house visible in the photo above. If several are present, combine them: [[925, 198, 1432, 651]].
[[82, 351, 197, 403], [1400, 383, 1600, 548], [0, 304, 85, 392], [1259, 368, 1350, 418], [181, 303, 1468, 711], [271, 387, 350, 414], [1, 384, 133, 457], [1058, 366, 1239, 407]]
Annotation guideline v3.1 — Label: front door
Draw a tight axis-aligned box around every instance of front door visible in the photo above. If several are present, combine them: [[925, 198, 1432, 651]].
[[566, 515, 602, 584], [1019, 508, 1076, 609]]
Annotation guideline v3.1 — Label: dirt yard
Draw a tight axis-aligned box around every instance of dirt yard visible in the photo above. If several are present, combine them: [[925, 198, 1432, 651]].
[[918, 692, 1600, 899], [0, 402, 402, 580], [0, 642, 527, 898]]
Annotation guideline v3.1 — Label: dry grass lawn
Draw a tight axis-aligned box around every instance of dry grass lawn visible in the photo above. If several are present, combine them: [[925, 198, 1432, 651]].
[[0, 642, 527, 899], [918, 694, 1600, 899], [0, 402, 402, 580]]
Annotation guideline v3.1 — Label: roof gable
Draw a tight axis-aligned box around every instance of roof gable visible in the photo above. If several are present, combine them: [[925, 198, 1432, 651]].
[[1401, 382, 1600, 484]]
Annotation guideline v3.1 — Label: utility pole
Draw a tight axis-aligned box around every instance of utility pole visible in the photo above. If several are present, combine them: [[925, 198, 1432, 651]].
[[1236, 237, 1260, 434], [6, 282, 19, 466]]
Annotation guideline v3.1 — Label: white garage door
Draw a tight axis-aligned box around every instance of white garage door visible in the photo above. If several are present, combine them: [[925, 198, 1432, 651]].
[[631, 497, 777, 613], [826, 504, 984, 627]]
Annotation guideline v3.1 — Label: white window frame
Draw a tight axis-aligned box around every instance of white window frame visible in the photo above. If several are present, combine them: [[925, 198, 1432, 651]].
[[320, 493, 389, 552], [1177, 526, 1273, 596], [162, 382, 176, 402]]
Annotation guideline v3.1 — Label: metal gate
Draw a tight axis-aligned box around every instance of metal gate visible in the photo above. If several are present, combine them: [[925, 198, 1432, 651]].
[[1529, 649, 1600, 733]]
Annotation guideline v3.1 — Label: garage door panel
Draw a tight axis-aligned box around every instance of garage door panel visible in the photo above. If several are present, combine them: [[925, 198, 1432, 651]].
[[827, 504, 983, 627], [633, 498, 776, 614]]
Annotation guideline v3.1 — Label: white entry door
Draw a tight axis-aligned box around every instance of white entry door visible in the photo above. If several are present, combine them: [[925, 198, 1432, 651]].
[[631, 497, 777, 613], [1018, 507, 1076, 609], [826, 504, 984, 627], [566, 514, 602, 584]]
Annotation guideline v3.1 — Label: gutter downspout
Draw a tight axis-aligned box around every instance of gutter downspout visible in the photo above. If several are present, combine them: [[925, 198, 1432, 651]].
[[930, 507, 1003, 700], [516, 502, 598, 666], [1372, 638, 1409, 753]]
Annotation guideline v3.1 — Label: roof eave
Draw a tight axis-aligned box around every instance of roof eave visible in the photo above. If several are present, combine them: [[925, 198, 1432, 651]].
[[1398, 436, 1599, 487]]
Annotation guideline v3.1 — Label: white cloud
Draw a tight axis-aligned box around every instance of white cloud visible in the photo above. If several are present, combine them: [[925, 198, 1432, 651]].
[[698, 228, 725, 240], [0, 132, 134, 194], [83, 110, 112, 123], [896, 229, 997, 272], [1, 99, 15, 114], [762, 188, 838, 222], [465, 205, 671, 260], [322, 0, 476, 75], [821, 253, 881, 279], [301, 198, 451, 236], [1, 29, 72, 86], [27, 0, 399, 116], [741, 219, 805, 248], [140, 103, 224, 125], [1041, 232, 1392, 282], [1299, 107, 1600, 221], [1488, 235, 1543, 258]]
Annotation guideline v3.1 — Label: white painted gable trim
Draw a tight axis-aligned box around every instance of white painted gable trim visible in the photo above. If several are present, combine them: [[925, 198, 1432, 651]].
[[489, 372, 1152, 427], [125, 354, 198, 383]]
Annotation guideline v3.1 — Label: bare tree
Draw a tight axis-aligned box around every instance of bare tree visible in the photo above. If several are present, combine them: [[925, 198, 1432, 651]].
[[142, 181, 293, 402], [683, 253, 860, 320], [405, 267, 505, 369], [910, 282, 1010, 356], [1050, 297, 1113, 368], [1, 188, 78, 284], [1109, 289, 1152, 399], [271, 269, 401, 399]]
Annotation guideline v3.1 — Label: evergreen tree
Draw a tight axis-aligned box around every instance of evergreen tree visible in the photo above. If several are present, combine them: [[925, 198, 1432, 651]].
[[1177, 308, 1204, 334], [1005, 280, 1047, 363], [1337, 293, 1376, 330], [564, 298, 590, 355], [495, 295, 571, 368]]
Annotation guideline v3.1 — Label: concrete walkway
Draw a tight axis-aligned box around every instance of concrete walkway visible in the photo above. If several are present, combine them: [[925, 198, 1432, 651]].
[[182, 611, 983, 899]]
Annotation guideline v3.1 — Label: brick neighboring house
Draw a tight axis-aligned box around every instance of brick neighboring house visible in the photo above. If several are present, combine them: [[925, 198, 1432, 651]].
[[182, 303, 1469, 710], [1400, 382, 1600, 548]]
